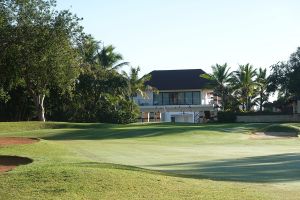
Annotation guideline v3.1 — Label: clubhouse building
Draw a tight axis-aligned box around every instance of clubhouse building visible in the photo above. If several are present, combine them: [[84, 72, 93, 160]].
[[134, 69, 218, 123]]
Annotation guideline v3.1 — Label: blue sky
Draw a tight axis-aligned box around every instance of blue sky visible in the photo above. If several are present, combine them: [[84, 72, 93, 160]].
[[57, 0, 300, 75]]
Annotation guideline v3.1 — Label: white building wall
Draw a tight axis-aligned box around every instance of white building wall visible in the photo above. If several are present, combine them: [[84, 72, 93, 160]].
[[163, 112, 194, 123]]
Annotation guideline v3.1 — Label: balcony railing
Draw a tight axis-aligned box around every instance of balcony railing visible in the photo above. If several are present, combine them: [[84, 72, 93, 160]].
[[136, 99, 217, 107]]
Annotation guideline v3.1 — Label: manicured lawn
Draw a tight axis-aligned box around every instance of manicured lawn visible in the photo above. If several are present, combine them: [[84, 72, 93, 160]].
[[0, 122, 300, 199]]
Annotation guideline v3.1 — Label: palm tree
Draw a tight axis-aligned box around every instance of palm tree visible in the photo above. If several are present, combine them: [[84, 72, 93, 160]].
[[79, 37, 129, 70], [122, 66, 152, 101], [104, 93, 124, 112], [79, 36, 101, 66], [256, 67, 268, 111], [201, 63, 232, 110], [97, 45, 129, 70], [231, 64, 257, 111]]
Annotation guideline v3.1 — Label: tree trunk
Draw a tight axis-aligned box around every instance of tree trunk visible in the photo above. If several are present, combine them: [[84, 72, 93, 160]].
[[130, 96, 134, 111], [259, 91, 263, 112], [246, 96, 251, 111], [246, 97, 249, 111], [260, 96, 263, 112], [222, 92, 225, 111], [33, 94, 46, 122]]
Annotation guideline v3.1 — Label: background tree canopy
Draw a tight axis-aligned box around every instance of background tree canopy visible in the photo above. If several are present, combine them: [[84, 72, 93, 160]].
[[267, 48, 300, 101], [0, 0, 146, 123], [202, 46, 300, 113], [1, 0, 299, 122]]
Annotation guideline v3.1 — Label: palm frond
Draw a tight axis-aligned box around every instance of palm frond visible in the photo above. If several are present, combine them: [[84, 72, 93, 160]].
[[112, 62, 130, 70]]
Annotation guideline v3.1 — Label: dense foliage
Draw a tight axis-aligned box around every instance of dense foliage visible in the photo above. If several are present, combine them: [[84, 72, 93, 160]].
[[0, 0, 144, 123], [267, 47, 300, 107], [266, 63, 294, 113], [204, 63, 268, 112], [205, 46, 300, 113]]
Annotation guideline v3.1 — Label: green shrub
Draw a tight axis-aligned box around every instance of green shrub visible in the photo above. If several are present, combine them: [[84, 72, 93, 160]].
[[217, 111, 237, 123], [237, 111, 291, 116]]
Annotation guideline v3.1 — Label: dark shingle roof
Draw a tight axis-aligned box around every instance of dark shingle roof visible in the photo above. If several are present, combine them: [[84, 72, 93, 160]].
[[145, 69, 210, 90]]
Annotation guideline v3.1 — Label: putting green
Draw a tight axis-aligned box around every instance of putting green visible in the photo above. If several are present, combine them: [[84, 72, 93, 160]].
[[51, 123, 300, 183], [0, 122, 300, 199]]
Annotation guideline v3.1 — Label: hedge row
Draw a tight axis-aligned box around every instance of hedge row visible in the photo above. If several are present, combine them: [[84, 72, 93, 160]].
[[236, 111, 292, 116], [217, 111, 293, 123], [217, 112, 237, 123]]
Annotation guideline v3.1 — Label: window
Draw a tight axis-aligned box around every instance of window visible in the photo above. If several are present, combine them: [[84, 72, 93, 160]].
[[178, 92, 185, 104], [153, 93, 162, 105], [163, 93, 170, 105], [192, 91, 201, 105], [185, 92, 193, 105], [170, 93, 178, 105], [152, 91, 201, 105]]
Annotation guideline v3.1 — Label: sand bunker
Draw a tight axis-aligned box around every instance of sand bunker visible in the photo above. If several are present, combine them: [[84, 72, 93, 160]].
[[0, 156, 33, 172], [250, 132, 299, 139], [0, 137, 39, 146], [0, 137, 38, 172]]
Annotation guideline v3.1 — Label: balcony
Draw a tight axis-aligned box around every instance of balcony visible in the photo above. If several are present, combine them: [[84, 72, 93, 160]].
[[138, 104, 215, 113]]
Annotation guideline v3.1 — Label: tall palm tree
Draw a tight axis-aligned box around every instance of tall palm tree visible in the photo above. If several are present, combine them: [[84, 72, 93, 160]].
[[122, 66, 155, 116], [201, 63, 232, 110], [122, 66, 152, 101], [256, 67, 268, 111], [79, 37, 129, 70], [231, 64, 257, 111], [79, 36, 100, 66], [97, 45, 129, 70]]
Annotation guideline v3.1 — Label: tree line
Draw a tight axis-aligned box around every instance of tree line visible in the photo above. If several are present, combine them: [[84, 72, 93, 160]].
[[1, 0, 299, 123], [204, 48, 300, 112], [0, 0, 149, 123]]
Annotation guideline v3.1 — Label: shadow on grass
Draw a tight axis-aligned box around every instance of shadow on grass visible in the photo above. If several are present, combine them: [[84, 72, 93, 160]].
[[145, 153, 300, 183], [44, 122, 115, 130], [42, 123, 269, 141], [75, 162, 155, 173]]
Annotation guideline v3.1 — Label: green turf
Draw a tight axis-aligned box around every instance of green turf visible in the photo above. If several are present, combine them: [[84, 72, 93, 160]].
[[0, 122, 300, 199]]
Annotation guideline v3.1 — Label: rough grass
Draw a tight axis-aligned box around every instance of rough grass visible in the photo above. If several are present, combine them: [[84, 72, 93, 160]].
[[0, 122, 300, 199]]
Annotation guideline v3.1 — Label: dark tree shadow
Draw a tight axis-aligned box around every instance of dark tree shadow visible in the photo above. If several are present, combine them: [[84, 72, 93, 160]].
[[146, 153, 300, 183], [42, 123, 269, 141]]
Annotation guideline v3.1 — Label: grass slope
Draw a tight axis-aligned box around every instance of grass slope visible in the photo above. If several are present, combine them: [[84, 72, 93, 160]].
[[0, 122, 300, 199]]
